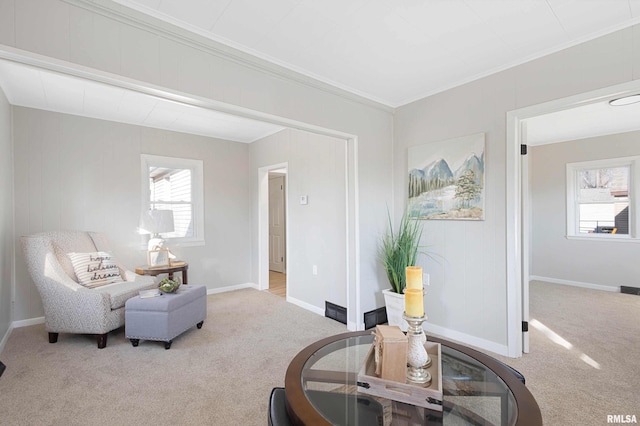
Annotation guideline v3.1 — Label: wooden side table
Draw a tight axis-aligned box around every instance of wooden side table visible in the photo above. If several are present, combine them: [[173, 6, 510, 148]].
[[135, 262, 189, 284]]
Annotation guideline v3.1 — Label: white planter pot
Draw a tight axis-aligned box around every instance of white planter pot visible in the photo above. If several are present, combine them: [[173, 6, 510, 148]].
[[382, 274, 430, 333], [382, 288, 407, 332]]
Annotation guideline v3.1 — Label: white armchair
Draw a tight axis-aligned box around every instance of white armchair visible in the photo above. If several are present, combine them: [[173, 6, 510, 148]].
[[21, 230, 157, 348]]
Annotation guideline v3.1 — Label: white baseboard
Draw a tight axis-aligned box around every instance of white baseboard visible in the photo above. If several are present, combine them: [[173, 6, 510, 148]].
[[12, 316, 45, 328], [286, 295, 325, 317], [0, 325, 12, 354], [285, 296, 356, 330], [424, 322, 510, 358], [530, 275, 618, 292], [1, 317, 45, 354], [252, 286, 354, 329], [205, 282, 258, 295]]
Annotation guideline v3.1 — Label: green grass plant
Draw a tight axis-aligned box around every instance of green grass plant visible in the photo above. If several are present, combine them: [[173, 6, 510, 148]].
[[381, 210, 423, 294]]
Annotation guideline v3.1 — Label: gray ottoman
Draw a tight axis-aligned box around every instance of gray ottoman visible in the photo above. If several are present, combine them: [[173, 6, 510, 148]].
[[125, 285, 207, 349]]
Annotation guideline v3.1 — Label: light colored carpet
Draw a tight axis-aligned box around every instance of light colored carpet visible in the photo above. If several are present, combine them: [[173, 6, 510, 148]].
[[0, 282, 639, 425], [0, 289, 346, 426], [489, 281, 640, 426]]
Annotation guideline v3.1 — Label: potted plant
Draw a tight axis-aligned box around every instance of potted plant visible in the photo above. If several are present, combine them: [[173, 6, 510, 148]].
[[381, 210, 424, 330]]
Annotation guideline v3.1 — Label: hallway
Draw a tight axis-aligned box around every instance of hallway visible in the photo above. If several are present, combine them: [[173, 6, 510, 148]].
[[267, 271, 285, 297]]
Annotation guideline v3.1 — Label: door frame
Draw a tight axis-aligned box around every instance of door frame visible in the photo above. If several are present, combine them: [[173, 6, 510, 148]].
[[506, 78, 640, 357], [261, 164, 289, 289]]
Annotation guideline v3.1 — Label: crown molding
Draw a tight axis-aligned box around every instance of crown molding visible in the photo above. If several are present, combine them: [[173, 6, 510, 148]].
[[62, 0, 394, 113]]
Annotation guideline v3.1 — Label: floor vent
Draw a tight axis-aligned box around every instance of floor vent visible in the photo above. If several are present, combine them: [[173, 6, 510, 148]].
[[325, 301, 347, 324], [621, 286, 640, 296], [364, 307, 388, 330]]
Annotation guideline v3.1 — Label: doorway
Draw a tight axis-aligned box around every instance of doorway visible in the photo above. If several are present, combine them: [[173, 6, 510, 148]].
[[258, 162, 289, 297], [506, 78, 640, 357], [268, 170, 287, 297]]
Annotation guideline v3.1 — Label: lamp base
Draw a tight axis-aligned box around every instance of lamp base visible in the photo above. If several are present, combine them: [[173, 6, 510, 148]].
[[148, 237, 165, 251], [147, 237, 176, 260]]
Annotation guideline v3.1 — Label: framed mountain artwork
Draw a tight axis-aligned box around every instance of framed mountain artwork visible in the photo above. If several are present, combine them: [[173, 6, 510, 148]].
[[408, 133, 485, 220]]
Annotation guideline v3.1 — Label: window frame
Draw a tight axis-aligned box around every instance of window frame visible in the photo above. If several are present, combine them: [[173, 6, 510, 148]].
[[566, 156, 638, 241], [141, 154, 204, 247]]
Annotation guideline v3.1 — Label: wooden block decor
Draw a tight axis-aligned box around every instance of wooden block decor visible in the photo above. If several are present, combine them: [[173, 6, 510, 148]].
[[374, 325, 408, 383]]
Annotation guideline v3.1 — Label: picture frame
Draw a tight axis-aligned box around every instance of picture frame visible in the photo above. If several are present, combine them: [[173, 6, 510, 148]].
[[147, 249, 170, 267], [408, 133, 485, 220]]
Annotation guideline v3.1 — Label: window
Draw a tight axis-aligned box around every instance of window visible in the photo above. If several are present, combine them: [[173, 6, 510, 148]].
[[141, 154, 204, 246], [567, 156, 638, 239]]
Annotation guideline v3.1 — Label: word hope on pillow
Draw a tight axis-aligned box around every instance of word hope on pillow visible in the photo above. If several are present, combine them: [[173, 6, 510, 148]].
[[68, 251, 124, 288]]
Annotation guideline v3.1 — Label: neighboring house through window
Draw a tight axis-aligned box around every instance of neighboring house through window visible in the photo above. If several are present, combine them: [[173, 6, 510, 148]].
[[566, 156, 638, 239]]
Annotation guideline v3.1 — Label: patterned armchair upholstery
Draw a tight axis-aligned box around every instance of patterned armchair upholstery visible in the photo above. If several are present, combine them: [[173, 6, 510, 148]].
[[21, 231, 157, 348]]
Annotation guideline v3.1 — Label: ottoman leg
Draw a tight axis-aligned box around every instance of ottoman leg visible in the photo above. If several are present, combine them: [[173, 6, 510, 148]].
[[197, 321, 204, 329], [165, 340, 172, 350], [130, 339, 139, 347]]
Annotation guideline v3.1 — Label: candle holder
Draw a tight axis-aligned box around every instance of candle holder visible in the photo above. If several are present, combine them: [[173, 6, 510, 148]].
[[403, 312, 432, 385]]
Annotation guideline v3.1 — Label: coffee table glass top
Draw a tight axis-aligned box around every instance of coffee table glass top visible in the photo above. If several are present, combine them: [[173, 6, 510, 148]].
[[300, 333, 517, 425]]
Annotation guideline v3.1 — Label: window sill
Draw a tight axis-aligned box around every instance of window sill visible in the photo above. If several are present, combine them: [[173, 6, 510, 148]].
[[566, 235, 638, 243], [139, 239, 205, 251], [172, 239, 205, 248]]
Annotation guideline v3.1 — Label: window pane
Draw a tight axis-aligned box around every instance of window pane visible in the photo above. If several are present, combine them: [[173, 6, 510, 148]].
[[149, 168, 192, 203], [149, 167, 194, 238], [577, 166, 629, 234], [151, 203, 193, 238]]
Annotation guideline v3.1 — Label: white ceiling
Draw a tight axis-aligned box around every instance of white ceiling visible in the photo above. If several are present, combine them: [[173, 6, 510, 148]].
[[1, 1, 640, 144], [526, 98, 640, 145], [114, 0, 640, 107], [0, 59, 285, 143]]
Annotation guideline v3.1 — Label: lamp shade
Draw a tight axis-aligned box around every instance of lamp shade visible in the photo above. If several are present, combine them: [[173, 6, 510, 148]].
[[139, 209, 175, 236]]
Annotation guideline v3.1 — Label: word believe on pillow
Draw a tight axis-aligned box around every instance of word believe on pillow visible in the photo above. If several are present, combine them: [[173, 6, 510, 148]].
[[68, 251, 124, 288]]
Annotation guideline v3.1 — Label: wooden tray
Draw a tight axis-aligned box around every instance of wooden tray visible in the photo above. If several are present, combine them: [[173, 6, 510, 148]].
[[357, 341, 443, 412]]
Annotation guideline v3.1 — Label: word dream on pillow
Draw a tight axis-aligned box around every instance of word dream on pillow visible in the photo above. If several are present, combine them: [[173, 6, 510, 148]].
[[67, 251, 124, 288]]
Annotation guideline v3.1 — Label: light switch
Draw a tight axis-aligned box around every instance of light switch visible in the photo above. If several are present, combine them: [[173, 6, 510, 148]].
[[300, 195, 308, 205]]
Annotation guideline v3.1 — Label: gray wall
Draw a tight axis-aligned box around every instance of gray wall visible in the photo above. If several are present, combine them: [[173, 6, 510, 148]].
[[531, 132, 640, 289], [6, 0, 640, 354], [0, 0, 394, 330], [250, 129, 347, 313], [13, 107, 252, 321], [0, 86, 12, 347], [394, 24, 640, 352]]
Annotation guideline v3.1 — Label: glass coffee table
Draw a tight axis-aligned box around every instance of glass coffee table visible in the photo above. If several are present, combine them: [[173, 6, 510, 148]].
[[285, 331, 542, 425]]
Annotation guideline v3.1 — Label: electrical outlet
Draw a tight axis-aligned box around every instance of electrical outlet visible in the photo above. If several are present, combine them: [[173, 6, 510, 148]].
[[312, 265, 317, 275]]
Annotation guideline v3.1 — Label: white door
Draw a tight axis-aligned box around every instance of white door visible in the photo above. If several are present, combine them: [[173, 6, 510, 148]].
[[269, 175, 286, 273]]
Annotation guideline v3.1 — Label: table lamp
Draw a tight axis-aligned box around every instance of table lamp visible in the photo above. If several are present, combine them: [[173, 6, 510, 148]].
[[139, 209, 175, 251]]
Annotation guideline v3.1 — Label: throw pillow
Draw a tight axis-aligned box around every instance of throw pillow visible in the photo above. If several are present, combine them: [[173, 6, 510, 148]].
[[67, 251, 124, 288]]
